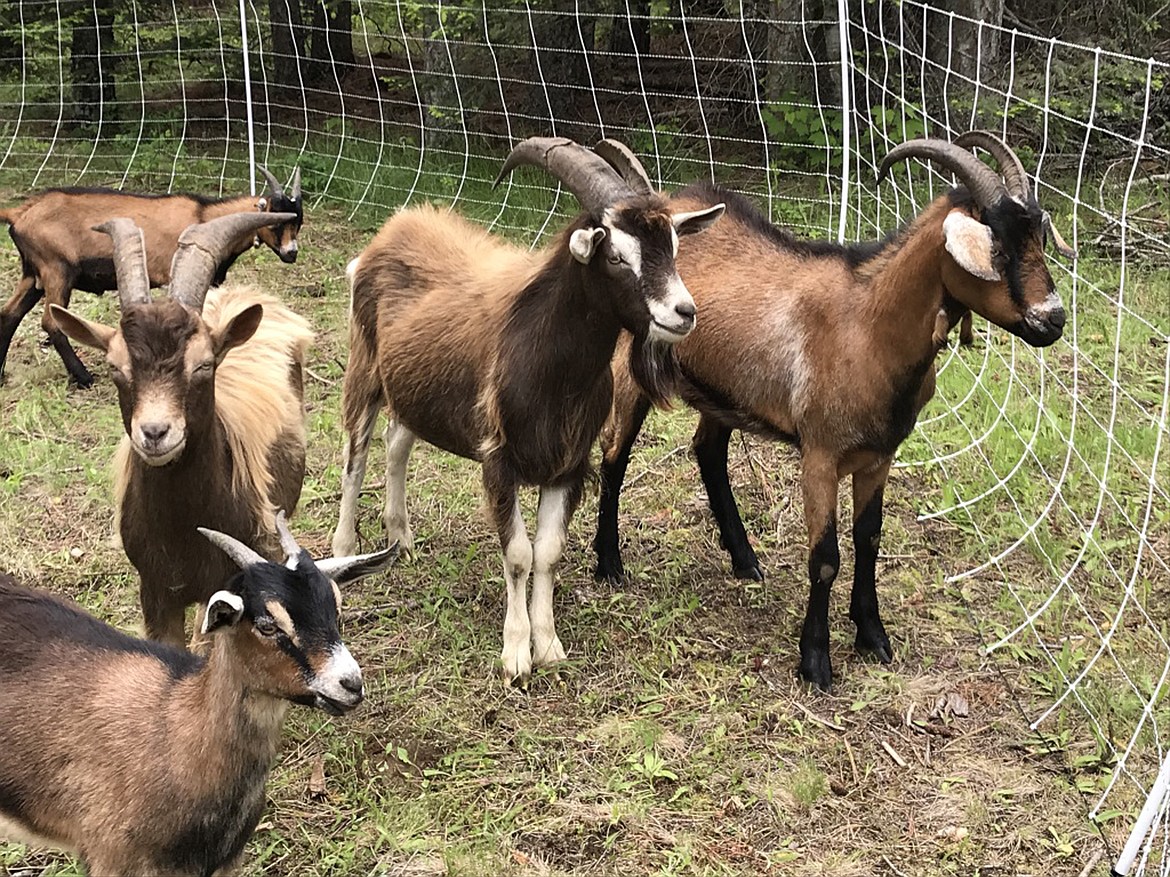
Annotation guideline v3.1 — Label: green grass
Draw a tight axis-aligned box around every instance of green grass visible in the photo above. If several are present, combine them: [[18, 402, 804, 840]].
[[1, 157, 1165, 875]]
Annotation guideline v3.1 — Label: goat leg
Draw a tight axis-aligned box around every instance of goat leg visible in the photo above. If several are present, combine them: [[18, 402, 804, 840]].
[[0, 275, 43, 383], [40, 283, 93, 388], [850, 459, 893, 663], [693, 416, 763, 580], [958, 312, 974, 346], [798, 452, 840, 690], [531, 482, 581, 669], [594, 395, 651, 585], [485, 466, 533, 686]]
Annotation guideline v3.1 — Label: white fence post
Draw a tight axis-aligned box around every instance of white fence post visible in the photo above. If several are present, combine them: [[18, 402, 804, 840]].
[[836, 0, 851, 244], [237, 0, 256, 195]]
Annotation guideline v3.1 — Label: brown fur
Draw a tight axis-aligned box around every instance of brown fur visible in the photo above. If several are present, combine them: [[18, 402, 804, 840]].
[[598, 183, 1065, 688], [0, 188, 300, 387]]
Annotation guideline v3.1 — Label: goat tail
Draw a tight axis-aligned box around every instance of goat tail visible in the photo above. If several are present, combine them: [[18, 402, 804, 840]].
[[0, 206, 23, 225], [630, 333, 681, 411]]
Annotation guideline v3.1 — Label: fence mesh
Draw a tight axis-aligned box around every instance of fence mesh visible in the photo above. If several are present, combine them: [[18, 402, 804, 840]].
[[0, 1, 1167, 871]]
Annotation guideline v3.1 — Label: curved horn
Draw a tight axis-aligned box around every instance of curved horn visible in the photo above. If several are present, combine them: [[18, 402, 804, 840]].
[[593, 139, 654, 196], [198, 526, 266, 570], [274, 509, 302, 564], [878, 138, 1008, 208], [94, 218, 151, 308], [289, 167, 302, 201], [257, 164, 285, 198], [493, 136, 635, 215], [954, 130, 1030, 199], [168, 211, 296, 310]]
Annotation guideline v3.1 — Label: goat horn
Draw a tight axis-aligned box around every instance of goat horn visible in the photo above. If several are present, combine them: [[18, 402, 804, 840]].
[[273, 509, 302, 565], [493, 136, 636, 216], [1044, 211, 1078, 259], [198, 526, 266, 570], [289, 167, 302, 201], [878, 138, 1008, 208], [257, 164, 285, 198], [953, 130, 1030, 199], [168, 211, 296, 310], [94, 218, 152, 309], [592, 139, 654, 196]]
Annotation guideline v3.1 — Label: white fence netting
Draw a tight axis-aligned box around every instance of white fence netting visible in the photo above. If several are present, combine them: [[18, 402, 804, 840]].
[[0, 1, 1166, 870]]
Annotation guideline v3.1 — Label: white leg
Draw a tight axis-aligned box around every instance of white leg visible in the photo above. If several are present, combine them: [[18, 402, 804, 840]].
[[332, 402, 380, 556], [382, 419, 416, 552], [530, 485, 570, 667], [499, 497, 534, 684]]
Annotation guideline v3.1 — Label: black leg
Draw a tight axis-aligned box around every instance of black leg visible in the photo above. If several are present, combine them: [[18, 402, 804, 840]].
[[0, 276, 44, 383], [594, 395, 650, 585], [693, 416, 762, 580], [850, 460, 893, 662], [799, 518, 839, 689], [49, 328, 94, 388]]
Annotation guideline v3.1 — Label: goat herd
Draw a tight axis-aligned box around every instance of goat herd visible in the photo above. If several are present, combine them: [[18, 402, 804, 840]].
[[0, 132, 1073, 875]]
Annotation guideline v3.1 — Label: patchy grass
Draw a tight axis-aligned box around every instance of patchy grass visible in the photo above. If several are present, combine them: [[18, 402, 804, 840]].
[[2, 192, 1162, 876]]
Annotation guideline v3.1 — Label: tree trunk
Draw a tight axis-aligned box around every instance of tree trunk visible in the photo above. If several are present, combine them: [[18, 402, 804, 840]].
[[70, 0, 115, 124], [610, 0, 650, 55], [269, 0, 306, 94], [928, 0, 1004, 81], [309, 0, 355, 83], [531, 0, 596, 141]]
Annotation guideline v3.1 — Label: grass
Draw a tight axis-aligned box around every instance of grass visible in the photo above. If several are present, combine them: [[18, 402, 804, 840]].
[[1, 158, 1166, 875]]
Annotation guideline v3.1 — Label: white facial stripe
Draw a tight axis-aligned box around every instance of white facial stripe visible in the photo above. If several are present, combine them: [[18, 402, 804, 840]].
[[265, 600, 299, 645], [312, 643, 363, 701], [605, 225, 643, 277], [646, 274, 696, 342]]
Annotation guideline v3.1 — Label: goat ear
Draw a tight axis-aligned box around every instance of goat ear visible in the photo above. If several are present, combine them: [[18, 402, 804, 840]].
[[212, 303, 264, 362], [314, 542, 400, 585], [672, 203, 725, 236], [942, 211, 1001, 282], [568, 227, 606, 264], [201, 590, 244, 634], [49, 304, 115, 352]]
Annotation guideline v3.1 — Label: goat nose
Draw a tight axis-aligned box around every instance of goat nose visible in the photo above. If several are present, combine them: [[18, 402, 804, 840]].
[[340, 673, 363, 695], [674, 300, 697, 321], [1049, 305, 1067, 331], [140, 422, 170, 443]]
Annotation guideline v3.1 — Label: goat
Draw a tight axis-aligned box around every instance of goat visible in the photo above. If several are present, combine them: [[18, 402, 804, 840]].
[[331, 136, 724, 685], [593, 131, 1075, 689], [49, 211, 315, 647], [0, 514, 396, 877], [0, 166, 302, 387]]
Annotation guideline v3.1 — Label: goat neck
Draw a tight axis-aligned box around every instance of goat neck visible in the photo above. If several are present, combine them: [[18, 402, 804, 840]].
[[854, 195, 959, 365]]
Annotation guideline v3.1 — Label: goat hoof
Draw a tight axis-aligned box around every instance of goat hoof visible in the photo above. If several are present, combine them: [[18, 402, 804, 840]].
[[69, 372, 95, 390], [854, 622, 892, 663], [733, 563, 764, 582], [593, 559, 627, 586], [798, 653, 833, 691]]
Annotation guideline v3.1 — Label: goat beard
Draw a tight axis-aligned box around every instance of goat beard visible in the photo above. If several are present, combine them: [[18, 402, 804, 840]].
[[629, 332, 681, 410]]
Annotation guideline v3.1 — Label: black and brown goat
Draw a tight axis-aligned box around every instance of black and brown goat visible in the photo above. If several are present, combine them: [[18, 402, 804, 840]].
[[331, 137, 723, 685], [594, 132, 1074, 689], [0, 515, 396, 877], [0, 166, 303, 387], [49, 212, 315, 647]]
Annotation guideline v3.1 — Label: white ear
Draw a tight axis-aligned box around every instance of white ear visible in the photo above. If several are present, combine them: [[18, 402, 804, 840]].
[[943, 211, 1001, 282], [569, 227, 607, 264], [672, 202, 725, 236], [201, 590, 244, 634]]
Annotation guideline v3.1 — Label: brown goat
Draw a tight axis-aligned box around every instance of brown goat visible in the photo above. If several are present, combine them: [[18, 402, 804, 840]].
[[331, 137, 723, 685], [0, 166, 302, 387], [594, 132, 1075, 689], [50, 212, 314, 647], [0, 516, 396, 877]]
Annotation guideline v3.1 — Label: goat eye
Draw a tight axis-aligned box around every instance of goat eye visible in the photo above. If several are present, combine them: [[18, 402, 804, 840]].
[[194, 361, 214, 374], [607, 255, 623, 266], [254, 618, 278, 637]]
